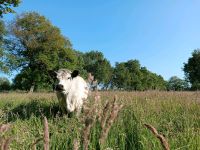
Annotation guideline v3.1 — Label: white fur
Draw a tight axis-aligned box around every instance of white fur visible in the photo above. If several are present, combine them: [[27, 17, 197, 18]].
[[56, 69, 88, 115]]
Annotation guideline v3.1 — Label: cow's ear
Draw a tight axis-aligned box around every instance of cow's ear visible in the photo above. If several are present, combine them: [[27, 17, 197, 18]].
[[71, 70, 79, 78]]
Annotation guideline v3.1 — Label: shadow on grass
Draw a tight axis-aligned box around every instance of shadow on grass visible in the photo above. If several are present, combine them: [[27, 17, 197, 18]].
[[3, 99, 62, 122]]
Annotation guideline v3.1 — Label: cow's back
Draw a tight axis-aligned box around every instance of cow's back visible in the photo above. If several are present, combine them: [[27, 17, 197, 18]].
[[70, 76, 89, 99]]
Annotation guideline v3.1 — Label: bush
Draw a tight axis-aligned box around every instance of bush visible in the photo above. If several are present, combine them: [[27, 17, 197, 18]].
[[0, 77, 11, 91]]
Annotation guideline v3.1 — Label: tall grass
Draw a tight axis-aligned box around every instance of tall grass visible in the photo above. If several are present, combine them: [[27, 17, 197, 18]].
[[0, 91, 200, 149]]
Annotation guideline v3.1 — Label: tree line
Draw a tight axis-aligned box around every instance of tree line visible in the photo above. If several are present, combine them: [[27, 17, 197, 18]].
[[0, 6, 199, 91]]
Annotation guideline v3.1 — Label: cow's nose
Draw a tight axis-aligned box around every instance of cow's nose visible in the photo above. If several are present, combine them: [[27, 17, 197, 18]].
[[56, 84, 64, 91]]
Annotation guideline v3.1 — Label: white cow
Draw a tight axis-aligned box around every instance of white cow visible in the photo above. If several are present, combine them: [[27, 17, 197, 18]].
[[55, 69, 89, 115]]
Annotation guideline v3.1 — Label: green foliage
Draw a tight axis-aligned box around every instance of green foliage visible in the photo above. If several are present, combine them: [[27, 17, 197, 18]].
[[7, 12, 78, 91], [12, 68, 53, 91], [140, 67, 166, 90], [0, 0, 20, 17], [112, 60, 166, 90], [167, 76, 189, 91], [183, 49, 200, 90], [74, 50, 88, 79], [82, 50, 113, 88], [0, 20, 10, 73], [0, 77, 11, 91], [122, 107, 142, 150]]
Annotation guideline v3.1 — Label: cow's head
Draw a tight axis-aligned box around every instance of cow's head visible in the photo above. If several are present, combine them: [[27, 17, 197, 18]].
[[55, 69, 79, 93]]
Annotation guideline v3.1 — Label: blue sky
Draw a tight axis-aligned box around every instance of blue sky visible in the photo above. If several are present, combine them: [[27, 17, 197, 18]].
[[1, 0, 200, 80]]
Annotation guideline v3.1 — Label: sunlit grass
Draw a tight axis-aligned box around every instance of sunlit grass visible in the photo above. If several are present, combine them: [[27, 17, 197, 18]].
[[0, 91, 200, 149]]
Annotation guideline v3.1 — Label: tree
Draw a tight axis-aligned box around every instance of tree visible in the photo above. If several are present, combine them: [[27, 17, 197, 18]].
[[74, 50, 88, 79], [113, 60, 143, 90], [184, 49, 200, 90], [167, 76, 189, 91], [82, 50, 113, 88], [0, 0, 21, 71], [0, 0, 20, 17], [7, 12, 77, 91], [0, 77, 11, 91], [112, 62, 131, 90], [112, 59, 166, 91], [0, 20, 8, 73], [140, 67, 166, 90]]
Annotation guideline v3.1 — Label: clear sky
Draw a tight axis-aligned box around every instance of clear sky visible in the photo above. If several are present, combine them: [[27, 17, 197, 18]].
[[1, 0, 200, 80]]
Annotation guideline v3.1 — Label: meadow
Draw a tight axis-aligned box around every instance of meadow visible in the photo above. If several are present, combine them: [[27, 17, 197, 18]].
[[0, 91, 200, 150]]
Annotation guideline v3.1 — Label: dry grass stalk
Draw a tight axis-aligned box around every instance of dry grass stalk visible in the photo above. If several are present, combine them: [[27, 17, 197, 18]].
[[0, 139, 2, 149], [73, 138, 79, 150], [144, 124, 170, 150], [32, 144, 36, 150], [93, 92, 100, 113], [1, 138, 12, 150], [0, 124, 11, 133], [99, 101, 111, 128], [0, 143, 3, 150], [3, 138, 12, 150], [87, 73, 98, 91], [0, 124, 12, 150], [144, 124, 158, 135], [43, 117, 49, 150], [100, 96, 115, 127], [83, 75, 124, 149], [31, 137, 43, 150], [83, 111, 97, 150], [99, 96, 123, 145], [83, 122, 93, 150], [82, 93, 100, 150], [87, 73, 94, 84]]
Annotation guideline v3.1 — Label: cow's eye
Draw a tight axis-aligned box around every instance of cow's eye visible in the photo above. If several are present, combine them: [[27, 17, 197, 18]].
[[68, 77, 72, 80]]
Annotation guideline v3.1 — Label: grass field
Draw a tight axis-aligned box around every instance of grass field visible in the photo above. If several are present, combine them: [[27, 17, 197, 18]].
[[0, 91, 200, 150]]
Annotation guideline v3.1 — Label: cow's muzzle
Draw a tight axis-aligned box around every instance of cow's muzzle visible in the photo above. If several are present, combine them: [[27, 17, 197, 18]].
[[55, 84, 64, 91]]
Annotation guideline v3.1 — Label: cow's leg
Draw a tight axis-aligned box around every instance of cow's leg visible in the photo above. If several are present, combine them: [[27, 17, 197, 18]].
[[76, 106, 82, 117], [60, 101, 67, 114], [56, 92, 67, 114], [66, 94, 76, 113], [75, 97, 83, 117]]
